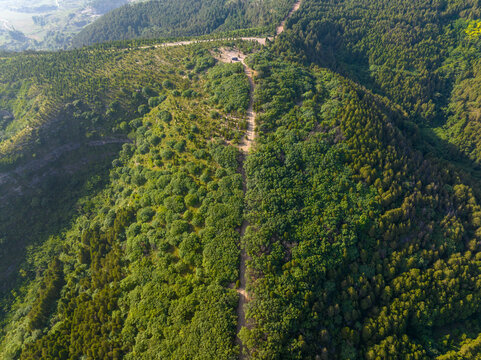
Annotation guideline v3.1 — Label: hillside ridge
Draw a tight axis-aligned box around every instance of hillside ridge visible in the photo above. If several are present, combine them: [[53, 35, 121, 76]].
[[4, 0, 481, 359]]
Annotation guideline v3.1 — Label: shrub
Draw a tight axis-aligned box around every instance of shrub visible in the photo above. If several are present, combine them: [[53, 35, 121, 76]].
[[129, 118, 143, 129], [162, 80, 175, 89], [142, 86, 156, 98], [148, 96, 165, 108], [138, 104, 149, 115], [158, 110, 172, 123], [174, 140, 186, 153], [137, 207, 155, 222], [132, 172, 146, 186], [161, 149, 174, 160], [182, 89, 197, 98], [164, 195, 186, 213], [169, 220, 190, 236], [185, 193, 200, 207]]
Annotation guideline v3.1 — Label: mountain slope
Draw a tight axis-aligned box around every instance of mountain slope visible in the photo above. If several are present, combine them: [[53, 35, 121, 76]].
[[3, 0, 481, 359], [273, 0, 481, 163], [239, 50, 481, 358], [0, 43, 253, 359], [72, 0, 296, 47]]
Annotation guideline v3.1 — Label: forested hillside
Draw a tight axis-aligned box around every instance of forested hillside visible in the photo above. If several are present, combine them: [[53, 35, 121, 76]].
[[72, 0, 296, 47], [0, 40, 257, 359], [273, 0, 481, 163], [240, 51, 481, 359], [3, 0, 481, 359]]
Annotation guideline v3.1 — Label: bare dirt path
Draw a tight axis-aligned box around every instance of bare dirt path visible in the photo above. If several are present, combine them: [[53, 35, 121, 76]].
[[138, 0, 303, 50], [216, 49, 254, 359], [236, 56, 254, 359], [236, 206, 250, 360], [215, 49, 256, 152], [213, 1, 303, 357], [276, 0, 302, 36], [161, 37, 268, 47], [240, 62, 256, 153], [138, 37, 268, 51], [107, 1, 304, 358]]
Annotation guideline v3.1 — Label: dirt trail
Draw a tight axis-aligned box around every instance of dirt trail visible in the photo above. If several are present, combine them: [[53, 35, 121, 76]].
[[216, 49, 253, 359], [139, 0, 303, 50], [216, 49, 256, 152], [0, 0, 303, 356], [139, 37, 268, 51], [236, 56, 254, 359], [163, 37, 268, 47], [213, 1, 303, 358], [236, 205, 250, 360], [276, 0, 302, 36], [240, 64, 256, 153]]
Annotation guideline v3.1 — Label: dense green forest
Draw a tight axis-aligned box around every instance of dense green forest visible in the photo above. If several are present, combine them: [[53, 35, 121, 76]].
[[3, 0, 481, 359], [273, 0, 481, 163], [238, 51, 481, 359], [72, 0, 296, 47], [0, 42, 255, 359]]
